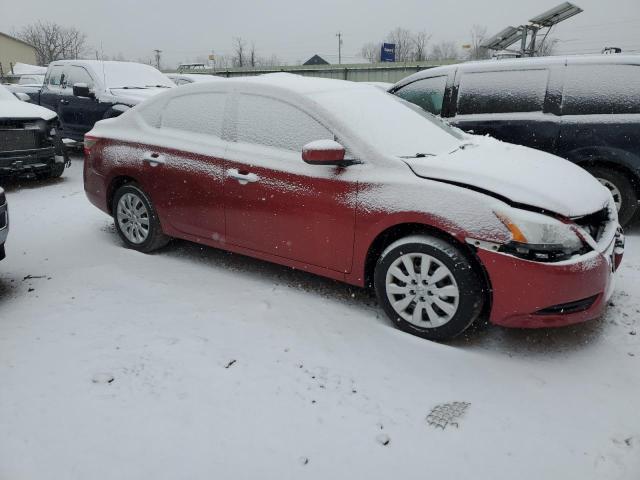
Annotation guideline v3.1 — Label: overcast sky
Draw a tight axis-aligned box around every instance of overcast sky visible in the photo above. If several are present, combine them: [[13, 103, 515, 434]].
[[1, 0, 639, 67]]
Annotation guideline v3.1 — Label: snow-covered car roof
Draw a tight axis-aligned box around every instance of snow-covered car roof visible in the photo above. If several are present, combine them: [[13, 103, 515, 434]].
[[168, 73, 224, 83], [393, 54, 640, 90], [48, 60, 174, 90]]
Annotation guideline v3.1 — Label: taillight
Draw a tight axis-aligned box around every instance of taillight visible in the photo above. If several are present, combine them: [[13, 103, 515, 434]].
[[84, 135, 98, 158]]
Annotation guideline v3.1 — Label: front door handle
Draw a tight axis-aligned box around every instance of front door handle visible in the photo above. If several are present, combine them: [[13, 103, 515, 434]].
[[143, 152, 166, 166], [60, 99, 69, 105], [227, 168, 259, 185]]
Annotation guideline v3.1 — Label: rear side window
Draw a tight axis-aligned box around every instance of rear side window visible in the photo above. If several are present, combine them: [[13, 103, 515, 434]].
[[235, 94, 333, 151], [562, 64, 640, 115], [161, 93, 227, 138], [457, 69, 549, 114], [395, 76, 448, 115]]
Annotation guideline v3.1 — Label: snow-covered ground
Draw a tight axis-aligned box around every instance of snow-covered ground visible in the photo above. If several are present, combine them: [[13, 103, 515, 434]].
[[0, 157, 638, 480]]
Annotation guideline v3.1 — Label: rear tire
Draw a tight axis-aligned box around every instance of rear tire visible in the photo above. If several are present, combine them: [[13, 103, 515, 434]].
[[585, 166, 638, 226], [112, 184, 170, 253], [374, 235, 484, 341]]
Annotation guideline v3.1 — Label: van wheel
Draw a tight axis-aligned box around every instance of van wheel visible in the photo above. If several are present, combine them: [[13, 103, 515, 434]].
[[374, 235, 484, 341], [49, 161, 65, 178], [586, 166, 638, 226], [112, 184, 170, 253]]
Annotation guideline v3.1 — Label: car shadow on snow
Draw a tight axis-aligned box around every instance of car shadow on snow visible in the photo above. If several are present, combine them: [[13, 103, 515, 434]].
[[156, 237, 614, 357], [160, 238, 383, 318], [0, 175, 67, 193]]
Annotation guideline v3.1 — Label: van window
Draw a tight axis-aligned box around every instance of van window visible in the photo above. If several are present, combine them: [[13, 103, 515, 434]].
[[235, 94, 333, 151], [161, 93, 227, 138], [562, 64, 640, 115], [457, 69, 549, 115], [395, 76, 448, 115]]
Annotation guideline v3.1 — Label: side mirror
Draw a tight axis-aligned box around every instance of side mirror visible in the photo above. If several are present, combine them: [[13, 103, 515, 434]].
[[302, 140, 346, 166], [73, 83, 94, 98], [14, 92, 31, 102]]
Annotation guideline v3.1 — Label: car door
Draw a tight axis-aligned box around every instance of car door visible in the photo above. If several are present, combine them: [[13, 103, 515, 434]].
[[223, 93, 359, 273], [136, 91, 229, 239], [39, 64, 65, 118], [61, 65, 105, 139], [450, 67, 560, 152]]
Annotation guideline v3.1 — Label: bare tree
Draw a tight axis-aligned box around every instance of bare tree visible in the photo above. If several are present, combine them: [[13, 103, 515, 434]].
[[16, 21, 87, 65], [360, 42, 381, 63], [411, 30, 431, 61], [468, 24, 490, 60], [386, 27, 413, 62], [232, 37, 246, 67], [430, 41, 459, 60]]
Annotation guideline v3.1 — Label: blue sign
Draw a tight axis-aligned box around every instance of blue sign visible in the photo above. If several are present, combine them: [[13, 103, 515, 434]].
[[381, 43, 396, 62]]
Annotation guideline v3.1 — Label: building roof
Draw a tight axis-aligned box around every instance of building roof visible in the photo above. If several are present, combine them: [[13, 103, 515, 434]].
[[303, 54, 330, 66], [0, 31, 36, 50]]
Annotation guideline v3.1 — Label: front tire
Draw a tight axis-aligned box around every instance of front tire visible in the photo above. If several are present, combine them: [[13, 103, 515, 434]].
[[585, 166, 638, 226], [112, 184, 170, 253], [374, 235, 484, 341]]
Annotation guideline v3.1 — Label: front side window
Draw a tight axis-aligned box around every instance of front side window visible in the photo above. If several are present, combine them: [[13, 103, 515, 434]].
[[457, 69, 549, 115], [46, 66, 64, 87], [160, 92, 227, 138], [66, 66, 94, 89], [235, 94, 333, 151], [395, 76, 448, 115], [562, 64, 640, 115]]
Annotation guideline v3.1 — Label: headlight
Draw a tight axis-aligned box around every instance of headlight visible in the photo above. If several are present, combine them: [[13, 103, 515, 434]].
[[494, 207, 588, 262]]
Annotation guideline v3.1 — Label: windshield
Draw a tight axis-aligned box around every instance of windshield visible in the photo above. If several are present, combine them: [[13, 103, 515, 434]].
[[0, 84, 18, 101], [311, 87, 465, 157], [102, 62, 174, 89]]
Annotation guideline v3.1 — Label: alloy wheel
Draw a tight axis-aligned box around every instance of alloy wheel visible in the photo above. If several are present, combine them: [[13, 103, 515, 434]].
[[116, 192, 150, 244], [385, 252, 460, 328]]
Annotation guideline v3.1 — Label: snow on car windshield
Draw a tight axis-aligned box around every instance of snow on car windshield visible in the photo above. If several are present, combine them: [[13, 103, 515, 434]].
[[311, 87, 465, 158], [0, 84, 18, 101], [102, 62, 174, 89]]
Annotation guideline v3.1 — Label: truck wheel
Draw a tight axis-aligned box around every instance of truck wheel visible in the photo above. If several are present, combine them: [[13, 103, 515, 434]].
[[374, 235, 484, 341], [112, 184, 170, 253], [49, 161, 65, 178], [586, 166, 638, 226]]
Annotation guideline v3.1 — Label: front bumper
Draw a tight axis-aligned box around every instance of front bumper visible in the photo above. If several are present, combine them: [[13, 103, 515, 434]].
[[0, 147, 59, 177], [478, 229, 624, 328]]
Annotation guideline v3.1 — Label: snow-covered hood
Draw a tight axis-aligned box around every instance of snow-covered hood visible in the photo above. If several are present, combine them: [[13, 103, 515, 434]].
[[403, 136, 611, 218], [0, 99, 57, 121], [107, 87, 170, 105]]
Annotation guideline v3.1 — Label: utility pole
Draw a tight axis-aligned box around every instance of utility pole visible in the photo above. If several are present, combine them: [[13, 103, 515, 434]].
[[336, 32, 343, 64], [153, 49, 162, 70]]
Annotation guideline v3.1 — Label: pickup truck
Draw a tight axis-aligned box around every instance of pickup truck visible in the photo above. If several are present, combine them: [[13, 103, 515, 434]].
[[20, 60, 174, 142]]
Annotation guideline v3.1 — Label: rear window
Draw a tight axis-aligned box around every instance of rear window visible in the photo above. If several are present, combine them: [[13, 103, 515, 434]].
[[160, 93, 227, 138], [562, 64, 640, 115], [395, 76, 448, 115], [457, 69, 549, 115]]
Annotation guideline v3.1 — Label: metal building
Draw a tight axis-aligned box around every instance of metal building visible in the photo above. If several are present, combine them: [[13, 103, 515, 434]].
[[0, 32, 38, 75]]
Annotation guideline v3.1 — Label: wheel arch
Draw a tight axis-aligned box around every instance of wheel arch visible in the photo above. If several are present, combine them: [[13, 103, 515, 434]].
[[363, 222, 493, 317], [107, 175, 138, 214], [569, 148, 640, 193]]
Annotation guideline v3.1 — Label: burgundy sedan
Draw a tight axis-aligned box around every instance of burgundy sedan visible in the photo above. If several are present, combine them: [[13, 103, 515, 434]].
[[83, 73, 624, 340]]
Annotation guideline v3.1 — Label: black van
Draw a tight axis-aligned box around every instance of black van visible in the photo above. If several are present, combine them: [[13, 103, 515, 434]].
[[390, 55, 640, 226]]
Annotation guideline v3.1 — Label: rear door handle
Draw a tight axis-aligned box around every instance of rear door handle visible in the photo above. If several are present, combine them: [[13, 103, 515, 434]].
[[143, 152, 166, 166], [227, 168, 259, 185]]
